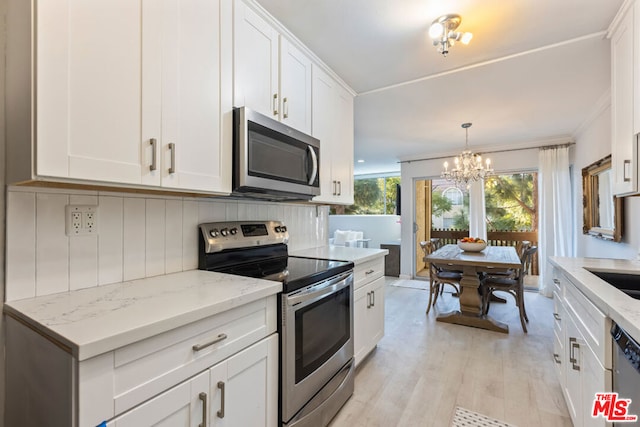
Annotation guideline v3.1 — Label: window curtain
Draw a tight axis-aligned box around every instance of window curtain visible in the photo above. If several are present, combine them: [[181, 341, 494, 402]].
[[468, 179, 487, 240], [538, 146, 574, 297]]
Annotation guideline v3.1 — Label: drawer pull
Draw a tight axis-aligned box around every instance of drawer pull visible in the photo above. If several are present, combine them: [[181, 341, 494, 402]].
[[192, 333, 228, 351], [217, 381, 226, 418], [571, 340, 580, 371], [553, 353, 561, 364], [371, 290, 375, 307], [553, 313, 561, 321], [365, 269, 375, 275], [553, 278, 560, 285], [198, 392, 207, 427], [168, 142, 176, 174], [367, 292, 371, 309]]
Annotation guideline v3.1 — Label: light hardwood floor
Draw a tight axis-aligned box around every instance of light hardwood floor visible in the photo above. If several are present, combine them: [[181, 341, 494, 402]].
[[330, 278, 572, 427]]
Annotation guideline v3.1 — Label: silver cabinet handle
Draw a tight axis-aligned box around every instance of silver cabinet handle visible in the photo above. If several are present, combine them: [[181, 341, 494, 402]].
[[150, 138, 157, 171], [553, 313, 561, 321], [217, 381, 225, 418], [624, 159, 631, 182], [338, 181, 342, 196], [192, 333, 228, 351], [366, 292, 371, 309], [283, 97, 288, 118], [365, 269, 375, 275], [273, 93, 278, 116], [553, 278, 560, 285], [308, 146, 318, 185], [198, 392, 207, 427], [571, 340, 580, 371], [332, 180, 337, 196], [168, 143, 176, 174], [553, 353, 561, 364], [371, 290, 375, 307]]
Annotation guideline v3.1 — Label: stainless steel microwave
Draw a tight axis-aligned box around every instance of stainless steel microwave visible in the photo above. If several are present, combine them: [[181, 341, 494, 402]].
[[233, 107, 320, 201]]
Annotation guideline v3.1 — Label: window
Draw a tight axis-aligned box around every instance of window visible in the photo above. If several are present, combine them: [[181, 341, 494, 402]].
[[484, 172, 538, 231], [333, 175, 400, 215], [431, 179, 469, 230], [443, 187, 463, 205]]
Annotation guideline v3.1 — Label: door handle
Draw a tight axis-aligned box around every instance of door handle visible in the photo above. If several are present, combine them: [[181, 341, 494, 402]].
[[308, 146, 318, 185], [168, 143, 176, 174], [192, 333, 228, 351], [283, 97, 288, 118], [149, 138, 157, 171], [624, 159, 631, 182], [198, 392, 207, 427], [367, 292, 371, 308], [217, 381, 226, 418], [273, 93, 278, 116]]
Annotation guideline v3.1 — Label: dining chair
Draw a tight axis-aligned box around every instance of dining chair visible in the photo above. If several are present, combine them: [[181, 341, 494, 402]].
[[480, 246, 538, 333], [420, 240, 462, 315], [481, 241, 531, 280]]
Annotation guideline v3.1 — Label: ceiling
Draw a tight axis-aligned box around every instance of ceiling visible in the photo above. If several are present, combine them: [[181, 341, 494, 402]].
[[256, 0, 624, 175]]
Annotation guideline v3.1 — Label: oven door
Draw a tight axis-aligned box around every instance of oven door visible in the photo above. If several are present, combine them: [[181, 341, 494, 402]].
[[281, 271, 354, 423]]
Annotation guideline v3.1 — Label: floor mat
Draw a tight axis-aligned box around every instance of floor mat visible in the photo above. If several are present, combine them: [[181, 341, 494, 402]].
[[451, 407, 516, 427], [387, 279, 429, 290]]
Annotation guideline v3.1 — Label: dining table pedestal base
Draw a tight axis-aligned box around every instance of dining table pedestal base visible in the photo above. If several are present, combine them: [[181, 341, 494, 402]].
[[436, 311, 509, 334]]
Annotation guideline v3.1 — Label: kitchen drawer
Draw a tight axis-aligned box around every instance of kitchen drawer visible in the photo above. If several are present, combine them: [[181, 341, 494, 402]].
[[354, 257, 385, 289], [562, 275, 611, 369], [79, 295, 277, 424]]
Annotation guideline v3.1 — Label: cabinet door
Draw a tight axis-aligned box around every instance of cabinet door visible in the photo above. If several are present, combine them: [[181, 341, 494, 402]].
[[36, 0, 145, 184], [332, 85, 355, 204], [210, 334, 278, 427], [611, 7, 636, 195], [564, 314, 583, 426], [353, 282, 371, 366], [108, 371, 208, 427], [159, 0, 232, 193], [279, 38, 312, 133], [369, 277, 385, 347], [311, 65, 338, 202], [582, 343, 612, 427], [233, 0, 279, 119]]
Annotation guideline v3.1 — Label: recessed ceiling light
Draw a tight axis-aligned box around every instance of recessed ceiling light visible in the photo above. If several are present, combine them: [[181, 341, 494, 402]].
[[357, 159, 365, 163]]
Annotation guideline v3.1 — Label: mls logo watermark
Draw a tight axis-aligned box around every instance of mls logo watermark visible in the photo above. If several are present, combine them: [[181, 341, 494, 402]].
[[592, 393, 638, 422]]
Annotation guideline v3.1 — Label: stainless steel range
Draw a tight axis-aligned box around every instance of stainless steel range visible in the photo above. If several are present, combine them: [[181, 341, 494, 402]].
[[198, 221, 355, 427]]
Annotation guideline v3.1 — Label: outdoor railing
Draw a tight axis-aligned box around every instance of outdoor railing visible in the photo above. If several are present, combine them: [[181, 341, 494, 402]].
[[430, 229, 539, 275]]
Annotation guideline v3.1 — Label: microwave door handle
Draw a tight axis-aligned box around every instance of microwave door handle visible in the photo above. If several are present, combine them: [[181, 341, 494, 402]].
[[308, 146, 318, 185]]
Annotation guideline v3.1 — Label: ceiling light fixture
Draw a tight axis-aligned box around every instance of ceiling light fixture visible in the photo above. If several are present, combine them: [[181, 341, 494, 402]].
[[441, 123, 493, 187], [429, 14, 472, 57]]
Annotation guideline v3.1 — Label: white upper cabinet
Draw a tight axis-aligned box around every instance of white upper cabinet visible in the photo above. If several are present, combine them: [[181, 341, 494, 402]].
[[233, 0, 312, 134], [8, 0, 232, 194], [311, 65, 354, 205], [611, 2, 639, 196], [153, 0, 233, 193], [35, 0, 145, 184]]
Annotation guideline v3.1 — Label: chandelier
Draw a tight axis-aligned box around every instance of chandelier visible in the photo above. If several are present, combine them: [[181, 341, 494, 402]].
[[429, 14, 473, 57], [441, 123, 493, 187]]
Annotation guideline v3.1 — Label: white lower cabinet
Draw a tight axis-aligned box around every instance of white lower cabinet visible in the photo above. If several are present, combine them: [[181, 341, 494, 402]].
[[551, 267, 612, 427], [353, 256, 386, 366], [108, 334, 278, 427]]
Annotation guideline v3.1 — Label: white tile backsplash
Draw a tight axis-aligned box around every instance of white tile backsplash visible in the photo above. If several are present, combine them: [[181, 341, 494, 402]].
[[5, 188, 329, 301]]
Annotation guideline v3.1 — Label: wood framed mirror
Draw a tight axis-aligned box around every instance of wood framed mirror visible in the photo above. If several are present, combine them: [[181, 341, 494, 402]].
[[582, 155, 623, 242]]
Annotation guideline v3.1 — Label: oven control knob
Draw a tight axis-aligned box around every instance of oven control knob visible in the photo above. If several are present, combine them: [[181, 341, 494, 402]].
[[275, 226, 282, 233], [220, 228, 229, 237], [230, 228, 238, 235], [281, 226, 287, 232], [209, 229, 219, 238]]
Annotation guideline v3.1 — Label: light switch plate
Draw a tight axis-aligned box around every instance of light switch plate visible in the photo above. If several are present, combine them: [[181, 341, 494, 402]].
[[65, 205, 98, 236]]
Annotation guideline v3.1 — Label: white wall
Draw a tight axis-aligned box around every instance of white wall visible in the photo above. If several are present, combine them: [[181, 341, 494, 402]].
[[5, 187, 329, 301], [573, 102, 640, 259], [329, 214, 401, 250]]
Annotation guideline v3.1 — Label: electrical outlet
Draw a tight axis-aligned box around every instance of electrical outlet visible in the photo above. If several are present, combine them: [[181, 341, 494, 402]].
[[66, 205, 98, 236]]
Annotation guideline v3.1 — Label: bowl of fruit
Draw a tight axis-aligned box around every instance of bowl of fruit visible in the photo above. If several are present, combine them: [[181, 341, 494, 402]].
[[457, 237, 487, 252]]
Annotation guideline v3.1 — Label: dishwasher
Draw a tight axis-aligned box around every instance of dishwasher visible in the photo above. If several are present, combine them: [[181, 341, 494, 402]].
[[611, 323, 640, 425]]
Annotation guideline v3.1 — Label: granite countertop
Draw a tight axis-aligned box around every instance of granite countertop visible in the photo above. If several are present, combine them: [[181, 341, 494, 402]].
[[4, 270, 281, 361], [550, 257, 640, 342], [290, 245, 389, 264]]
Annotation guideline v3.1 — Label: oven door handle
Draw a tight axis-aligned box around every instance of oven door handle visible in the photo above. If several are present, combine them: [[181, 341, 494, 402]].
[[286, 274, 352, 307], [308, 146, 318, 186]]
